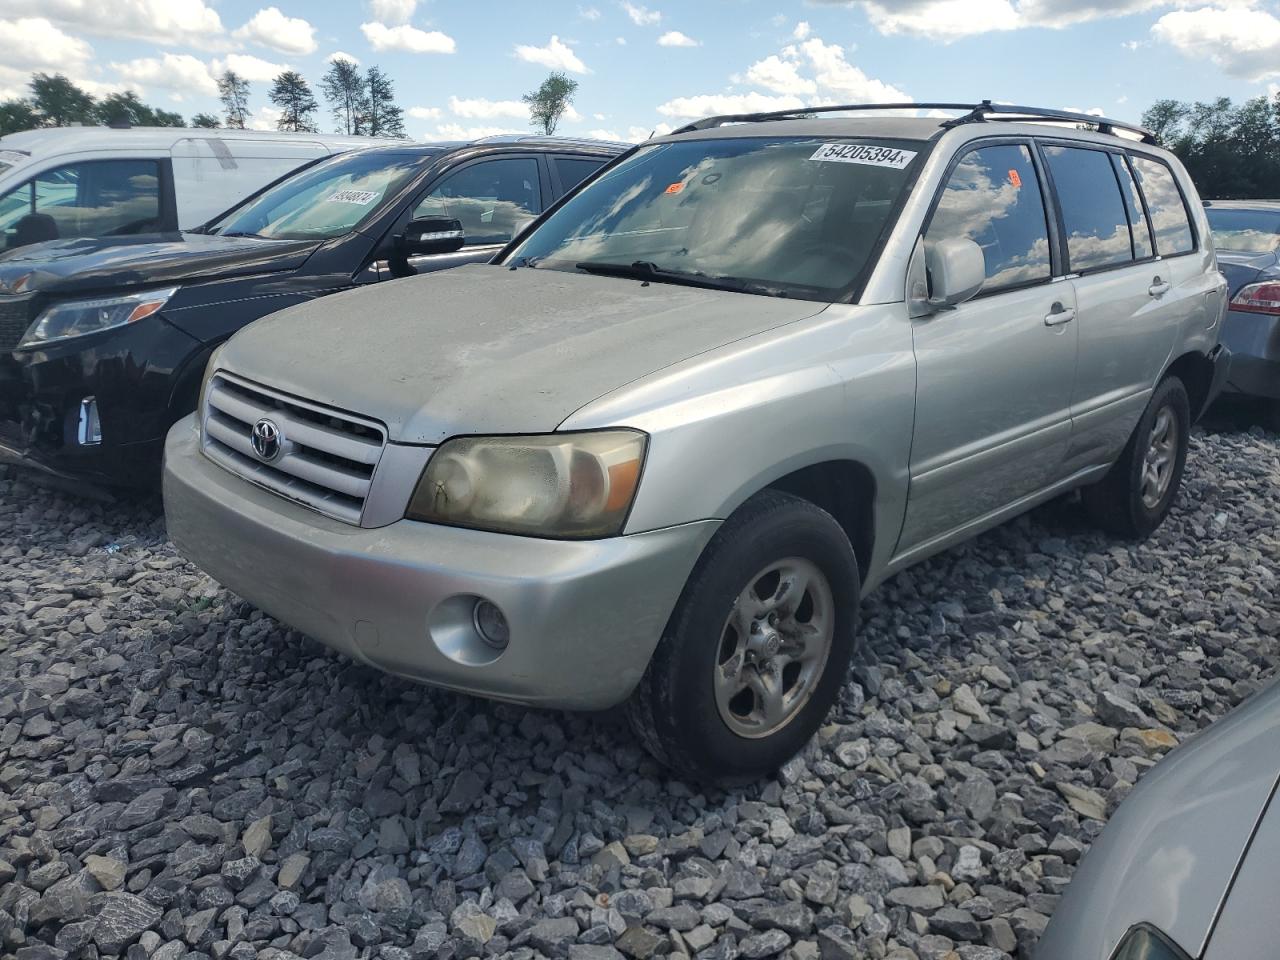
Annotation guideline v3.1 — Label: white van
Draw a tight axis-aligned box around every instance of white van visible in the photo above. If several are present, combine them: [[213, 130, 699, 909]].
[[0, 126, 385, 252]]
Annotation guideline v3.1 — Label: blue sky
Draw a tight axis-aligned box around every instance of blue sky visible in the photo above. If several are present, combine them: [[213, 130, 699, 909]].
[[0, 1, 1275, 141]]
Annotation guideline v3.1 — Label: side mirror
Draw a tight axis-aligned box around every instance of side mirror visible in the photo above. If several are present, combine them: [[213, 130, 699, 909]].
[[924, 237, 985, 310], [397, 217, 465, 257]]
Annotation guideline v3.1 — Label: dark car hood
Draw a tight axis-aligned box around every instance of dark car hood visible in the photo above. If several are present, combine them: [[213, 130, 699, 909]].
[[0, 233, 319, 298], [1217, 249, 1279, 297]]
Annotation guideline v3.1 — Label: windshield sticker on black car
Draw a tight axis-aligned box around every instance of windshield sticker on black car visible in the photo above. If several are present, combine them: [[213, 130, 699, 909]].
[[326, 190, 379, 205], [809, 144, 917, 170]]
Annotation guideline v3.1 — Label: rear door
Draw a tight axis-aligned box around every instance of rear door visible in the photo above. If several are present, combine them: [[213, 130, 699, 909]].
[[900, 139, 1078, 553]]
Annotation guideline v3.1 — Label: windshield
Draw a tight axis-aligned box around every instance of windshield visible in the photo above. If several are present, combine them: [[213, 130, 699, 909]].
[[508, 136, 922, 301], [206, 150, 431, 242], [1207, 207, 1280, 254]]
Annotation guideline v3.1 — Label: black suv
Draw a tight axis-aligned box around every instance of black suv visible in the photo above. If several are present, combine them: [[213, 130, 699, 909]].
[[0, 135, 625, 486]]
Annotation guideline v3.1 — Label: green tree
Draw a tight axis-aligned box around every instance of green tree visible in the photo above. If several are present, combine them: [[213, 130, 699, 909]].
[[29, 73, 95, 126], [152, 109, 185, 127], [363, 66, 404, 138], [522, 71, 578, 135], [217, 70, 250, 129], [320, 58, 367, 135], [1142, 95, 1280, 199], [269, 71, 318, 133], [0, 99, 40, 135], [190, 112, 220, 129]]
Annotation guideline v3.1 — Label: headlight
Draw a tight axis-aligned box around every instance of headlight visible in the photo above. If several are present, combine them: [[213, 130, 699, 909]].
[[19, 286, 180, 348], [406, 430, 647, 538]]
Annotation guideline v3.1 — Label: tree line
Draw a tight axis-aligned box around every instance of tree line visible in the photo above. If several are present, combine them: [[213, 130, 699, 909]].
[[1142, 94, 1280, 200], [0, 63, 410, 138]]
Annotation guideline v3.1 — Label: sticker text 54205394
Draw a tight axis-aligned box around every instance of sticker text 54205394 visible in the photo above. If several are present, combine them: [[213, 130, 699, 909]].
[[809, 143, 918, 170]]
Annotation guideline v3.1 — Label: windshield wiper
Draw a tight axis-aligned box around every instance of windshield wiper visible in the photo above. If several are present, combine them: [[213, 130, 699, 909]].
[[574, 260, 787, 296], [219, 230, 269, 239]]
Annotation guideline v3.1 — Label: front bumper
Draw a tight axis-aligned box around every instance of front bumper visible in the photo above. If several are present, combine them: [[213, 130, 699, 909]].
[[163, 418, 719, 711], [1219, 308, 1280, 400]]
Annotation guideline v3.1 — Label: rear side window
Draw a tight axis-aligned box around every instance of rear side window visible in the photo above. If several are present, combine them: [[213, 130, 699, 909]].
[[554, 157, 607, 192], [1111, 155, 1154, 260], [1130, 155, 1195, 256], [927, 143, 1051, 292], [1043, 145, 1134, 273]]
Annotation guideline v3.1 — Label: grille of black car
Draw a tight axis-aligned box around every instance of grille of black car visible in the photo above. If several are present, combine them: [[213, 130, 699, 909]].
[[0, 297, 31, 353]]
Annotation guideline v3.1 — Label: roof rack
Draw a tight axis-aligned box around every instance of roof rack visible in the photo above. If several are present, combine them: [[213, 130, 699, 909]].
[[669, 100, 1158, 145]]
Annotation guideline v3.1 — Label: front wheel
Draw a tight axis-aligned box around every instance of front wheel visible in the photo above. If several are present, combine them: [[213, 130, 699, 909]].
[[1082, 375, 1190, 539], [627, 490, 861, 782]]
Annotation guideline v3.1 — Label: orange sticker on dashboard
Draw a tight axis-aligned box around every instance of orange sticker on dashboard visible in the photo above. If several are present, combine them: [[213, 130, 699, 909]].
[[664, 181, 685, 194], [1008, 169, 1023, 188]]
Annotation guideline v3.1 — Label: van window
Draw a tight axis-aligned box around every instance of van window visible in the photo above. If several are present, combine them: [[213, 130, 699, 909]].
[[1112, 155, 1154, 260], [1130, 155, 1195, 256], [414, 158, 542, 246], [1043, 145, 1135, 273], [927, 144, 1052, 292], [0, 159, 162, 250]]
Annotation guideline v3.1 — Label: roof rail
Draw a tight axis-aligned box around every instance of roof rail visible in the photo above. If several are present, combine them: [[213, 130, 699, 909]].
[[669, 100, 1158, 145]]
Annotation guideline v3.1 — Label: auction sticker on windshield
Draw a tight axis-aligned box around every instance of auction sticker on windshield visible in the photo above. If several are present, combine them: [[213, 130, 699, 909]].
[[326, 190, 379, 205], [809, 144, 917, 170]]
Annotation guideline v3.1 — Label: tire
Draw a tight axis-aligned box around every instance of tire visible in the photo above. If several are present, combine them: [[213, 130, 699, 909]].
[[627, 490, 861, 783], [1082, 375, 1190, 539]]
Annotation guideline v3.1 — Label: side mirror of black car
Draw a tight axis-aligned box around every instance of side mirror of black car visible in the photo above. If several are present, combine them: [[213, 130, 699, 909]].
[[397, 217, 465, 257]]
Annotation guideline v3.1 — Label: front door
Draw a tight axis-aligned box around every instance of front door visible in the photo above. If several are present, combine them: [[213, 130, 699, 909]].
[[900, 141, 1078, 553]]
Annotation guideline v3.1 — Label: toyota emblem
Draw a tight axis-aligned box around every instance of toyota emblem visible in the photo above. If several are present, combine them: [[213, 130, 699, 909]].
[[251, 418, 282, 461]]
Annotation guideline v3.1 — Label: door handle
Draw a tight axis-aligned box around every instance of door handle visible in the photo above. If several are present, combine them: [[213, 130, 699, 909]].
[[1044, 304, 1076, 327], [1149, 277, 1172, 298]]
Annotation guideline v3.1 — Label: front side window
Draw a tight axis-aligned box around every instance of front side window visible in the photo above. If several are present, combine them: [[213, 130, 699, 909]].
[[1206, 207, 1280, 254], [509, 136, 922, 302], [926, 143, 1052, 292], [1130, 155, 1195, 256], [414, 158, 542, 246], [1, 159, 161, 250], [208, 150, 430, 242], [1044, 145, 1135, 273]]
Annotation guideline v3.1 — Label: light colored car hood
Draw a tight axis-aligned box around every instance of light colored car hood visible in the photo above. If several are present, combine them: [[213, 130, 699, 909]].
[[1036, 681, 1280, 960], [217, 263, 828, 444]]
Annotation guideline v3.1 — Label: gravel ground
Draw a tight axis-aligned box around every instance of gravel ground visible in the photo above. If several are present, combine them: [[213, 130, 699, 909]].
[[2, 422, 1279, 960]]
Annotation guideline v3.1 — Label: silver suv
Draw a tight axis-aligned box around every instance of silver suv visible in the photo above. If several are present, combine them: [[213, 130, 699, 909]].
[[164, 102, 1230, 781]]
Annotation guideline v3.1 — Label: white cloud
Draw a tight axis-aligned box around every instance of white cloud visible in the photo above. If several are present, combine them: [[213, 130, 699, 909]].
[[657, 91, 808, 119], [448, 95, 528, 119], [113, 52, 218, 96], [514, 35, 589, 73], [793, 20, 812, 40], [1152, 6, 1280, 81], [369, 0, 417, 24], [328, 50, 360, 65], [428, 122, 525, 140], [616, 36, 627, 44], [3, 0, 224, 48], [657, 30, 699, 46], [213, 53, 291, 83], [621, 2, 662, 24], [798, 37, 911, 100], [409, 105, 442, 119], [586, 127, 623, 140], [361, 21, 457, 54], [745, 54, 818, 95], [0, 17, 92, 72], [249, 105, 283, 131], [233, 7, 316, 55], [580, 5, 602, 19], [835, 0, 1199, 41]]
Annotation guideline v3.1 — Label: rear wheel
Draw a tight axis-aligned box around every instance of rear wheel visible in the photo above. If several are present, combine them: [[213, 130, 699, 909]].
[[627, 490, 860, 782], [1082, 376, 1190, 539]]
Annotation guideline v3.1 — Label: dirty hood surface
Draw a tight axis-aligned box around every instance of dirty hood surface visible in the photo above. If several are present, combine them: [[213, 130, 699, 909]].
[[218, 263, 828, 444]]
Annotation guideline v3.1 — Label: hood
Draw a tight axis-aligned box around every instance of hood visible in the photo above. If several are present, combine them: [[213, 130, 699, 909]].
[[217, 263, 828, 444], [1036, 680, 1280, 960], [0, 233, 318, 298], [1216, 249, 1279, 297]]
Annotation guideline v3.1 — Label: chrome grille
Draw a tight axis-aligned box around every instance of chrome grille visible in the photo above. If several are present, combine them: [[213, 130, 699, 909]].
[[0, 296, 32, 353], [201, 372, 386, 524]]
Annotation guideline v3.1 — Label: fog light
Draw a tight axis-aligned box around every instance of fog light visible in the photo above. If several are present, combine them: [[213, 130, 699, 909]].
[[472, 599, 510, 649], [77, 397, 101, 445]]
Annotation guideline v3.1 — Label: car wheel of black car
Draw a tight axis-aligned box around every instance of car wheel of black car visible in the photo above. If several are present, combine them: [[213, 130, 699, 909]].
[[627, 490, 860, 783], [1083, 375, 1191, 540]]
